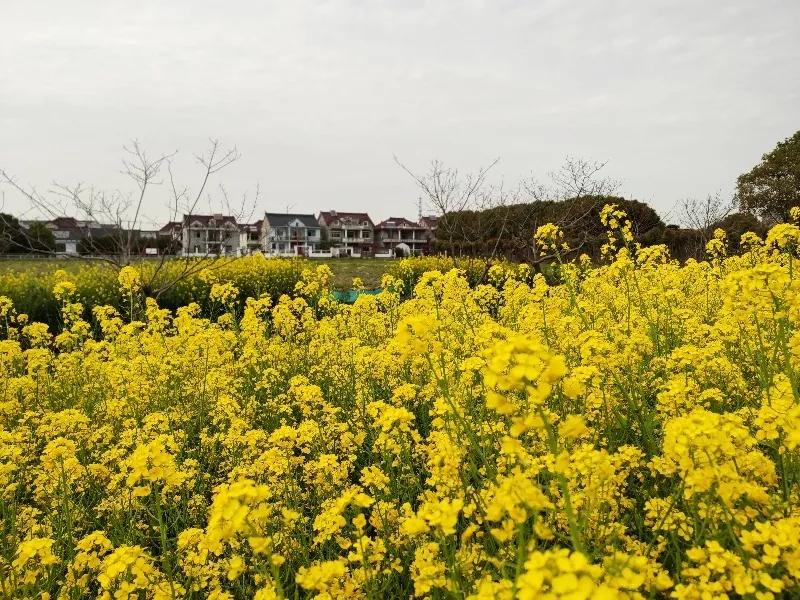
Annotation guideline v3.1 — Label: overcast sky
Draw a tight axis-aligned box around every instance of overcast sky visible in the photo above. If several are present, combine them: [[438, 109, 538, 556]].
[[1, 0, 798, 226]]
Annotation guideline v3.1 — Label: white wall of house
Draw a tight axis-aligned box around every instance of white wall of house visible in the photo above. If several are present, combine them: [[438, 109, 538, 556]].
[[182, 222, 241, 256], [264, 216, 320, 256], [239, 229, 263, 255]]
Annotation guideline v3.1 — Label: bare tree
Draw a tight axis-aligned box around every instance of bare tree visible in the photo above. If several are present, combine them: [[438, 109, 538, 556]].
[[675, 192, 733, 234], [395, 154, 621, 263], [394, 156, 500, 254], [0, 139, 258, 299], [545, 156, 621, 200], [519, 156, 622, 263], [523, 156, 620, 218], [666, 192, 734, 258]]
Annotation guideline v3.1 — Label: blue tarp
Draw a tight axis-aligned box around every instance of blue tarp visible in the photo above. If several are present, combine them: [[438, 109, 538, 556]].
[[331, 288, 383, 304]]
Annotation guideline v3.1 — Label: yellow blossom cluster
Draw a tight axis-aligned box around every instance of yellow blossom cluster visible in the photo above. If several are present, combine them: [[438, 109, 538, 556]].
[[2, 205, 800, 598]]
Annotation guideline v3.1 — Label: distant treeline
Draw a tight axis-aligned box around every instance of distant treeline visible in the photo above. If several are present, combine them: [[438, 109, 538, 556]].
[[433, 195, 764, 262]]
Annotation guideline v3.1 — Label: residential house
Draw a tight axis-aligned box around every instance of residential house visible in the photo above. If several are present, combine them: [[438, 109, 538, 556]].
[[239, 219, 264, 255], [157, 221, 183, 254], [181, 214, 240, 256], [21, 217, 165, 255], [263, 213, 320, 256], [159, 221, 182, 241], [45, 217, 87, 254], [135, 229, 160, 255], [42, 217, 120, 255], [317, 211, 374, 257], [31, 217, 78, 255], [419, 215, 439, 254], [374, 217, 427, 256]]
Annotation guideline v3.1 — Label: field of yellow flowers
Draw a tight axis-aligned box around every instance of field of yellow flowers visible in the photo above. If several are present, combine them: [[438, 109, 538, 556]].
[[0, 256, 307, 329], [2, 205, 800, 599]]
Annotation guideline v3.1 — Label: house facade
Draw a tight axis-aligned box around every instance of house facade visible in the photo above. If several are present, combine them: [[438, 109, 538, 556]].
[[239, 220, 264, 255], [159, 221, 182, 240], [157, 221, 183, 254], [40, 217, 120, 255], [263, 213, 321, 256], [181, 214, 240, 256], [317, 211, 374, 257], [9, 210, 436, 257], [44, 217, 83, 255], [374, 217, 427, 256], [418, 215, 439, 254]]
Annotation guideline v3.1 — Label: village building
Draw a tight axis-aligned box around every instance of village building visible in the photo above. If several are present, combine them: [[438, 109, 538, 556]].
[[239, 219, 264, 255], [263, 213, 321, 256], [418, 215, 439, 254], [374, 217, 427, 256], [317, 211, 374, 257], [181, 214, 240, 256]]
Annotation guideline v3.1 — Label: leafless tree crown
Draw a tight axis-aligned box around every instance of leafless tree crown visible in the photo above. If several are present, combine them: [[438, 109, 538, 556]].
[[395, 154, 621, 261], [674, 192, 733, 233], [0, 139, 258, 298]]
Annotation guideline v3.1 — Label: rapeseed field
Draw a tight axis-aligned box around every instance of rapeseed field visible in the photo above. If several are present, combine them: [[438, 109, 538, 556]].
[[2, 205, 800, 599]]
